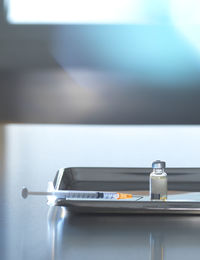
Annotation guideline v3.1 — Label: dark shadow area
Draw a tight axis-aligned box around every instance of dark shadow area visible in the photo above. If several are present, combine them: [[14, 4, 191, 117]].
[[0, 126, 6, 260]]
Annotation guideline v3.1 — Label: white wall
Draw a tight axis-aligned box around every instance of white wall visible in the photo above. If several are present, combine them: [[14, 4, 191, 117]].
[[5, 124, 200, 170]]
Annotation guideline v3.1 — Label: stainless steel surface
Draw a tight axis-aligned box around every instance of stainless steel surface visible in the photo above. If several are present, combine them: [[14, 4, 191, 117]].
[[48, 208, 200, 260], [54, 167, 200, 214], [2, 124, 200, 259]]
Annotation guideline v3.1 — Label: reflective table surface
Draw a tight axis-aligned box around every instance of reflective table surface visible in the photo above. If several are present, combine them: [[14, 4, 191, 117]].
[[1, 124, 200, 260]]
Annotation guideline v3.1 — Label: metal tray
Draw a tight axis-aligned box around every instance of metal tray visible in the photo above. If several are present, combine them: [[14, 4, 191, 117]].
[[53, 167, 200, 214]]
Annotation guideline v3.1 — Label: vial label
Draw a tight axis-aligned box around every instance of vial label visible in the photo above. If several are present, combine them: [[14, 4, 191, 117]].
[[150, 176, 167, 201], [151, 194, 160, 200]]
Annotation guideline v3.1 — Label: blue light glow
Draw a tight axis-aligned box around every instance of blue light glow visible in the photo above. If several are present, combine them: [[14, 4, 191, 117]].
[[7, 0, 200, 87], [171, 0, 200, 54], [52, 25, 200, 87]]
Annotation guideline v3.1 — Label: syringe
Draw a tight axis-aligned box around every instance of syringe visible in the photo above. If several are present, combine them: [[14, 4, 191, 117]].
[[22, 187, 142, 200]]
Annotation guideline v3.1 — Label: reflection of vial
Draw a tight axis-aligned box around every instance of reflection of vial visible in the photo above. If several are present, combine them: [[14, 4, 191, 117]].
[[150, 232, 164, 260], [150, 160, 167, 201]]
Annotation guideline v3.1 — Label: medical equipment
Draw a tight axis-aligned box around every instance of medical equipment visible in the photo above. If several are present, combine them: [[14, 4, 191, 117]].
[[150, 160, 168, 201], [22, 186, 142, 200]]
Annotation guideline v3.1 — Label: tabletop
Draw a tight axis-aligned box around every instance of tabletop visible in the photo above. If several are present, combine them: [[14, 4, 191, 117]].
[[1, 124, 200, 260]]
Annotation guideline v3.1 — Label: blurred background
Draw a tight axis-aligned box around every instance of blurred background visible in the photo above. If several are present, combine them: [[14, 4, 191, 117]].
[[1, 0, 200, 167], [1, 0, 200, 124], [1, 2, 200, 259]]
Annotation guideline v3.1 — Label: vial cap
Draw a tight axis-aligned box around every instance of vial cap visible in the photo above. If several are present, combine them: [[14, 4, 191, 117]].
[[152, 160, 166, 169]]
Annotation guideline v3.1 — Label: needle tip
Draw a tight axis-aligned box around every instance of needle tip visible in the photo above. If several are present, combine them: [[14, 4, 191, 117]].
[[22, 187, 28, 199]]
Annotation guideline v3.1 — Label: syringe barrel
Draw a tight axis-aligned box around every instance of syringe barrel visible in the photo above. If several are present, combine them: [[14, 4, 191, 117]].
[[62, 191, 118, 200], [63, 191, 99, 199], [100, 192, 118, 199]]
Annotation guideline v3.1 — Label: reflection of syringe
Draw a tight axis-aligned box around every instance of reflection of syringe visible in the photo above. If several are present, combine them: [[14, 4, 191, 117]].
[[22, 187, 142, 200]]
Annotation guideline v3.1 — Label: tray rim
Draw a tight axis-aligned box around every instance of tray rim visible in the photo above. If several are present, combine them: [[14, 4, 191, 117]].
[[53, 167, 200, 214]]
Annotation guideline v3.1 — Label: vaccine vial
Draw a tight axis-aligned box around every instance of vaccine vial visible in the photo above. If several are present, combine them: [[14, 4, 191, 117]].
[[150, 160, 167, 201]]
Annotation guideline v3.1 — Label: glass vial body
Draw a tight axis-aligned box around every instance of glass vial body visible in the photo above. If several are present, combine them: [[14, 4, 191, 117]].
[[150, 163, 167, 201]]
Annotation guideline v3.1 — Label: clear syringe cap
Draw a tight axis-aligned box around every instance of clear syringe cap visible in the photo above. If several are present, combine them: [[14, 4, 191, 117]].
[[152, 160, 166, 169]]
